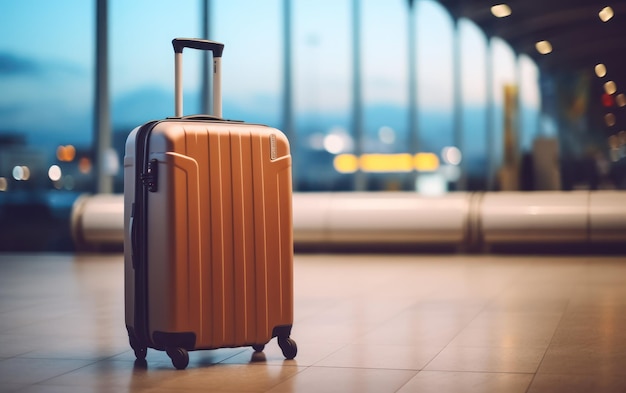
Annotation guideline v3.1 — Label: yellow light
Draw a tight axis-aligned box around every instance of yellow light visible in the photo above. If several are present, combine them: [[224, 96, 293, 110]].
[[616, 93, 626, 107], [360, 153, 413, 173], [604, 81, 617, 95], [491, 4, 511, 18], [0, 177, 7, 191], [333, 154, 358, 173], [599, 6, 614, 22], [595, 64, 607, 78], [20, 166, 30, 181], [535, 40, 552, 55], [334, 153, 445, 173], [414, 152, 440, 172]]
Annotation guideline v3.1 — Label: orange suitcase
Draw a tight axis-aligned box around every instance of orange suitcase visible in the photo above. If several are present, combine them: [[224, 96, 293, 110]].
[[124, 38, 296, 369]]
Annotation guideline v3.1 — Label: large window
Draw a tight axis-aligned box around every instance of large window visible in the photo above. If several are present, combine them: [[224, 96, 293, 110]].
[[292, 0, 352, 190], [459, 18, 488, 190], [110, 0, 203, 192], [0, 0, 547, 251], [361, 0, 409, 190], [0, 0, 94, 250], [214, 0, 282, 128]]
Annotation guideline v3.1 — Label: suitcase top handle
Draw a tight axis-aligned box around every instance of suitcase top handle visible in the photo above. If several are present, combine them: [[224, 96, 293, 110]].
[[172, 38, 224, 57]]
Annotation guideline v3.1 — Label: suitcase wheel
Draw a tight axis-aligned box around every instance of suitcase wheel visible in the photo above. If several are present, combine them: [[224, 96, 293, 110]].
[[128, 332, 147, 360], [252, 344, 266, 352], [166, 347, 189, 370], [133, 346, 147, 360], [278, 337, 297, 360]]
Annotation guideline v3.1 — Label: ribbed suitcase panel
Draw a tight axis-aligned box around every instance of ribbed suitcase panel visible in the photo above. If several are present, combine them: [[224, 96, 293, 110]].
[[143, 122, 292, 350], [229, 131, 258, 345]]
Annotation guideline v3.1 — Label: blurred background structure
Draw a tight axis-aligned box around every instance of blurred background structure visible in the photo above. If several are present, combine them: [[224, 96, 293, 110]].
[[1, 0, 625, 251]]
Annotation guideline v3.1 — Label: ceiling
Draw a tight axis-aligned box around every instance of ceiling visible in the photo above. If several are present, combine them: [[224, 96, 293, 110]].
[[434, 0, 626, 136], [436, 0, 626, 86]]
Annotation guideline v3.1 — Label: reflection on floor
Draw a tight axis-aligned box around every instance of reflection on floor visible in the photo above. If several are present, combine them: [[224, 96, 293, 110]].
[[1, 253, 626, 392]]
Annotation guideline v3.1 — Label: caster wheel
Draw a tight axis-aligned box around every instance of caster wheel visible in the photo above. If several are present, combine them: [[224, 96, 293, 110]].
[[128, 333, 147, 360], [278, 337, 297, 360], [252, 344, 266, 352], [133, 346, 147, 360], [166, 347, 189, 370]]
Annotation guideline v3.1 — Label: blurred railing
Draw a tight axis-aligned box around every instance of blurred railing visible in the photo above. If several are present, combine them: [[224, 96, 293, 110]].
[[71, 191, 626, 252]]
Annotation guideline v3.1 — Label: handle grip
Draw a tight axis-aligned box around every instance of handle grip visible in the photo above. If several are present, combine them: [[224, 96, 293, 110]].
[[172, 38, 224, 57], [172, 38, 224, 118]]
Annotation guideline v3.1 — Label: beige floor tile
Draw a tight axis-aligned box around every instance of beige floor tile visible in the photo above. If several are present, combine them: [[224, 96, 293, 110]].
[[448, 311, 563, 349], [425, 345, 546, 373], [397, 371, 533, 393], [358, 311, 474, 347], [266, 366, 417, 393], [156, 364, 302, 392], [527, 373, 626, 393], [537, 346, 626, 376], [0, 357, 96, 385], [43, 359, 183, 390], [2, 253, 626, 392], [314, 343, 443, 370]]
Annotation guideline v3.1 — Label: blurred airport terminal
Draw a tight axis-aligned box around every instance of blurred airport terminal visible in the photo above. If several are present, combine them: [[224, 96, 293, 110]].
[[1, 0, 626, 251], [2, 3, 626, 393]]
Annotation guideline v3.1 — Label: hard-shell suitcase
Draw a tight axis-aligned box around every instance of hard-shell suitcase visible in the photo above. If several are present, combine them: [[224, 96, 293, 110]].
[[123, 38, 296, 370]]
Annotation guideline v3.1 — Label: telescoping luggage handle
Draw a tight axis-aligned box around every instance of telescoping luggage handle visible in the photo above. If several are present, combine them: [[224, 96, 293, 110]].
[[172, 38, 225, 118]]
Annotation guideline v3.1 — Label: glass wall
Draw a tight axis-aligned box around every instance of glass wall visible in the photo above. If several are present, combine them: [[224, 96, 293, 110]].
[[0, 0, 547, 251], [110, 0, 203, 192], [0, 0, 95, 250], [458, 18, 488, 190], [361, 0, 409, 191], [292, 0, 352, 190]]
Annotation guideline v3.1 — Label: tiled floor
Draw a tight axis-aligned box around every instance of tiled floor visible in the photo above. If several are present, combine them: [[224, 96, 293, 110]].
[[1, 252, 626, 392]]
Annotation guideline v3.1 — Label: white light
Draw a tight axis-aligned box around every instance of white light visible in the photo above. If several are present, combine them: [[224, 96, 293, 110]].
[[599, 6, 614, 22], [323, 126, 353, 154], [378, 126, 396, 144], [416, 173, 447, 196], [324, 134, 345, 154], [535, 41, 552, 55], [491, 4, 512, 18], [12, 166, 24, 181], [441, 146, 462, 165], [604, 80, 617, 95], [48, 165, 62, 181], [595, 64, 607, 78]]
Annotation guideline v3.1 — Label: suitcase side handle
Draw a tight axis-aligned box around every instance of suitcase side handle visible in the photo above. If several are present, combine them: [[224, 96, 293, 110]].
[[172, 38, 224, 118]]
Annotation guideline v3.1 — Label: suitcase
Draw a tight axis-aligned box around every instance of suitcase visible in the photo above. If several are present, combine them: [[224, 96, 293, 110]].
[[123, 38, 296, 370]]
